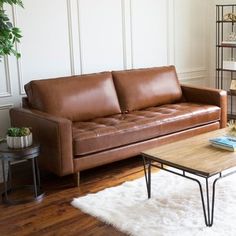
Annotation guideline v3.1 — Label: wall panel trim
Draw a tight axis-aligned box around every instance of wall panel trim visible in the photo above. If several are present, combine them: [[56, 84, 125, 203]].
[[67, 0, 75, 76], [121, 0, 127, 70], [178, 69, 207, 83], [178, 68, 207, 74], [0, 104, 13, 110], [167, 0, 175, 65], [76, 0, 84, 74], [0, 57, 12, 97], [12, 5, 25, 95], [14, 2, 76, 95], [129, 0, 134, 69]]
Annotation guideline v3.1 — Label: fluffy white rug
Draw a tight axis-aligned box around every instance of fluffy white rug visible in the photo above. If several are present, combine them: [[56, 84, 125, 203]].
[[71, 171, 236, 236]]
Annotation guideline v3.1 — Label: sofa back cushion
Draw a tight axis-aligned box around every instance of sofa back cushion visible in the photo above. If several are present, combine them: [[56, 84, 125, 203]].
[[25, 72, 121, 121], [112, 66, 182, 112]]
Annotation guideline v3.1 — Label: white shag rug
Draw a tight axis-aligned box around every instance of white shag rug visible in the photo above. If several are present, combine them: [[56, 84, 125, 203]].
[[71, 171, 236, 236]]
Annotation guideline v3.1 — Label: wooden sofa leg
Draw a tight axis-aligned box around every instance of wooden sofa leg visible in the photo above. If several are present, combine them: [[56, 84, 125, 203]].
[[74, 172, 80, 187]]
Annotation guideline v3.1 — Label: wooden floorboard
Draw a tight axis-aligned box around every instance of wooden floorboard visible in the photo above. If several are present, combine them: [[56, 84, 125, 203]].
[[0, 156, 150, 236]]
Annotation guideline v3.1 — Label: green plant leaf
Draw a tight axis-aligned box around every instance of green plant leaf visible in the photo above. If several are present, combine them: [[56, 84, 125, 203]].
[[7, 127, 31, 137], [0, 0, 23, 58]]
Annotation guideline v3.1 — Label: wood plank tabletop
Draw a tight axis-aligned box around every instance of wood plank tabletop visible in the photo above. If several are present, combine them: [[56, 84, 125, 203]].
[[142, 128, 236, 177]]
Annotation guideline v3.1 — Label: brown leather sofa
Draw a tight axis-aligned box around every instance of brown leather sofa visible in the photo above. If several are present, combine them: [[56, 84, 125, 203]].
[[10, 66, 227, 185]]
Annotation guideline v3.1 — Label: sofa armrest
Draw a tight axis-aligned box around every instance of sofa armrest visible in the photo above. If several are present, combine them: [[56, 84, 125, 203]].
[[181, 84, 227, 128], [9, 108, 73, 176]]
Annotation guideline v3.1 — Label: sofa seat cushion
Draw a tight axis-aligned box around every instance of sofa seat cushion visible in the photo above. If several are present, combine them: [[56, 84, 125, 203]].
[[72, 103, 220, 156]]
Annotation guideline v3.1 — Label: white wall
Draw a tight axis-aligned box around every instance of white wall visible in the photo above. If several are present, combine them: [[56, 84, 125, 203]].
[[0, 0, 210, 137]]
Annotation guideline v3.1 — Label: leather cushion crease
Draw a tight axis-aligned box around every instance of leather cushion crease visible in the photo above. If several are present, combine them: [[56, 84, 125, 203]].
[[112, 66, 182, 112], [24, 72, 121, 121]]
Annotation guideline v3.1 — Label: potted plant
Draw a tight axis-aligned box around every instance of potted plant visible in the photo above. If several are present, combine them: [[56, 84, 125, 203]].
[[6, 127, 32, 149], [0, 0, 23, 59]]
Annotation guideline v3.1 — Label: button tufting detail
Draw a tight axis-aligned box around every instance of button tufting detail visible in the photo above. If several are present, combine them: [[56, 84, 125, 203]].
[[72, 103, 220, 156]]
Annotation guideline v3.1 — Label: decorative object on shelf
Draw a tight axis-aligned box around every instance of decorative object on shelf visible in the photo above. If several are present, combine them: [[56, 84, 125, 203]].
[[223, 59, 236, 70], [222, 32, 236, 46], [0, 0, 23, 59], [223, 12, 236, 21], [227, 32, 236, 41], [6, 127, 33, 149], [227, 120, 236, 137], [230, 80, 236, 92], [221, 41, 236, 46]]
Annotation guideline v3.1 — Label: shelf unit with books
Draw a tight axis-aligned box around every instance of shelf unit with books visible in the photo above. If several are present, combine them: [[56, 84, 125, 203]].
[[216, 4, 236, 119]]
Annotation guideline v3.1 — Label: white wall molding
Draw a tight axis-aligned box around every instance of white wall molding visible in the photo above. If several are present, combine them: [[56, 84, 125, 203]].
[[14, 1, 76, 96], [129, 0, 134, 69], [12, 4, 29, 95], [167, 0, 175, 65], [179, 75, 205, 82], [0, 104, 13, 110], [0, 57, 12, 98], [180, 76, 205, 86], [121, 0, 127, 70], [177, 69, 208, 85], [76, 0, 83, 75], [77, 0, 124, 73], [121, 0, 132, 70], [68, 0, 82, 75], [11, 5, 24, 95], [66, 0, 75, 76], [178, 68, 207, 74], [130, 0, 168, 68], [173, 0, 207, 80], [178, 70, 206, 77]]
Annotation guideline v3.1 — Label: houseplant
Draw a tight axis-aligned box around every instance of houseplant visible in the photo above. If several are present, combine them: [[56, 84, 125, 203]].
[[0, 0, 23, 59], [6, 127, 32, 148]]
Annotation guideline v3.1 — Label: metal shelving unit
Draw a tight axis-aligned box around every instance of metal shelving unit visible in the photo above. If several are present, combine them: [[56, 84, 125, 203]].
[[216, 4, 236, 119]]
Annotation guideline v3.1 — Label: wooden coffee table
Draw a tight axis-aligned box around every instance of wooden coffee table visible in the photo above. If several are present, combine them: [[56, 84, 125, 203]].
[[141, 128, 236, 227]]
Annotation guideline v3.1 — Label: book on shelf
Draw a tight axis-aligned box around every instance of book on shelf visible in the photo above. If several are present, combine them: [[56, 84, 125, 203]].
[[209, 136, 236, 152], [221, 41, 236, 46]]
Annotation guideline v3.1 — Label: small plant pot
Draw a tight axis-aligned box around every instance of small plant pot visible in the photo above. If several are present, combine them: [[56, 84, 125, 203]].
[[6, 133, 33, 149]]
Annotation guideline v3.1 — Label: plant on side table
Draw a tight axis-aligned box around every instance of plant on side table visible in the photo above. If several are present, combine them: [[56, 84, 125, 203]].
[[0, 0, 24, 59], [6, 127, 33, 149]]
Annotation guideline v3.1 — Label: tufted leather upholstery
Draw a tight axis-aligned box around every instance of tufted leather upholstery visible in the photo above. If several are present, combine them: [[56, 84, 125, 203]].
[[10, 66, 227, 177], [72, 103, 220, 156]]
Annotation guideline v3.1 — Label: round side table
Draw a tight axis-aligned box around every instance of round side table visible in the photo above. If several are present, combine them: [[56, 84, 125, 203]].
[[0, 142, 44, 204]]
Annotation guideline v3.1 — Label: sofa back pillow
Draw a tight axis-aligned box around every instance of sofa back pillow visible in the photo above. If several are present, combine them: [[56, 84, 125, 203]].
[[112, 66, 182, 112], [25, 72, 121, 121]]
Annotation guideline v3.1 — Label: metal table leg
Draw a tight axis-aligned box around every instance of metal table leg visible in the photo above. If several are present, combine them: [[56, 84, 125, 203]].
[[142, 156, 151, 199], [196, 174, 222, 227], [1, 159, 9, 202], [141, 156, 235, 227], [1, 157, 44, 204], [31, 158, 38, 197]]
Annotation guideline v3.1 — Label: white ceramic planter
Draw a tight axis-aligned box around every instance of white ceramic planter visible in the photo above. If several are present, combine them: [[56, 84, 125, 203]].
[[6, 133, 33, 149]]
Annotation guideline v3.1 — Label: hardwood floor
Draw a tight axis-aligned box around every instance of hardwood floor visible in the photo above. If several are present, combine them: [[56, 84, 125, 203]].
[[0, 156, 149, 236]]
